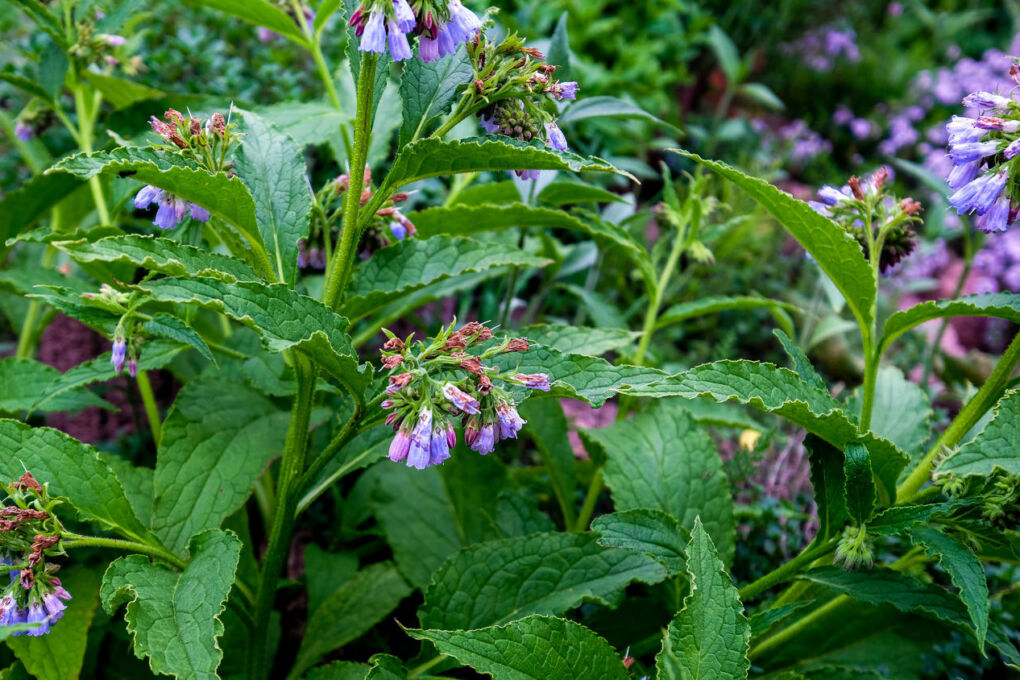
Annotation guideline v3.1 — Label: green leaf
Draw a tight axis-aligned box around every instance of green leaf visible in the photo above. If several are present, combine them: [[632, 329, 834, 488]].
[[537, 181, 626, 206], [656, 296, 800, 337], [773, 329, 825, 391], [633, 361, 910, 503], [804, 436, 849, 542], [559, 283, 629, 330], [8, 0, 68, 48], [747, 602, 812, 638], [559, 96, 678, 132], [304, 545, 359, 616], [519, 324, 638, 356], [137, 277, 371, 394], [518, 399, 576, 526], [419, 532, 667, 630], [452, 180, 521, 206], [153, 379, 290, 555], [493, 491, 556, 537], [101, 530, 241, 680], [677, 152, 875, 334], [82, 72, 164, 110], [655, 518, 750, 680], [399, 48, 473, 145], [735, 82, 784, 111], [937, 389, 1020, 478], [314, 0, 343, 36], [800, 566, 1020, 668], [706, 25, 743, 83], [880, 293, 1020, 354], [868, 502, 963, 537], [305, 662, 369, 680], [197, 0, 308, 45], [365, 655, 407, 680], [911, 527, 989, 651], [592, 509, 689, 575], [842, 443, 875, 525], [580, 400, 735, 564], [299, 426, 391, 510], [142, 314, 215, 365], [56, 234, 261, 283], [0, 358, 112, 414], [0, 71, 54, 104], [547, 12, 571, 79], [375, 137, 634, 205], [408, 615, 629, 680], [291, 563, 411, 679], [235, 110, 313, 285], [0, 173, 83, 248], [50, 148, 261, 249], [256, 101, 347, 149], [101, 454, 155, 530], [849, 367, 932, 462], [0, 420, 151, 541], [344, 236, 551, 321], [7, 568, 101, 680]]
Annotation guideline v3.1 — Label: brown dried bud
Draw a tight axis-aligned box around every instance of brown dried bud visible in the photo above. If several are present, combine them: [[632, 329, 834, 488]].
[[15, 472, 42, 493], [363, 166, 372, 184], [460, 321, 485, 336], [900, 198, 923, 215], [389, 192, 409, 203], [360, 189, 373, 205], [19, 570, 34, 589], [459, 356, 484, 374], [443, 335, 468, 351], [521, 47, 544, 59], [32, 534, 59, 551], [475, 78, 486, 94], [149, 116, 187, 148], [335, 174, 350, 191], [382, 355, 403, 369], [848, 176, 864, 201], [478, 375, 493, 394], [872, 166, 889, 192], [1011, 63, 1020, 86], [388, 372, 413, 391], [382, 337, 405, 352], [189, 118, 202, 136], [164, 108, 185, 125], [539, 64, 557, 74], [376, 207, 397, 217], [0, 520, 19, 532], [210, 112, 227, 136], [506, 338, 530, 352]]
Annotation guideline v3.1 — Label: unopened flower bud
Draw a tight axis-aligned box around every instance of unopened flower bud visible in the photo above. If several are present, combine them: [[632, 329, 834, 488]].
[[189, 118, 203, 136], [382, 337, 405, 352], [127, 359, 138, 378], [210, 113, 227, 136], [111, 338, 127, 374], [382, 355, 403, 369], [389, 192, 409, 203], [505, 338, 529, 352]]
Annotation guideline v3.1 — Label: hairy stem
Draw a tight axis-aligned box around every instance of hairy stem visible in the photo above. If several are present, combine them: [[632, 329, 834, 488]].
[[738, 538, 838, 602], [135, 370, 163, 444], [63, 533, 186, 570]]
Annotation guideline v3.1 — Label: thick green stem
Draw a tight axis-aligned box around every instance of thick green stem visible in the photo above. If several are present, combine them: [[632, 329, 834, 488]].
[[738, 538, 838, 602], [72, 82, 111, 226], [322, 55, 378, 311], [572, 470, 603, 532], [63, 533, 187, 570], [898, 330, 1020, 502], [250, 356, 316, 680], [135, 370, 163, 444]]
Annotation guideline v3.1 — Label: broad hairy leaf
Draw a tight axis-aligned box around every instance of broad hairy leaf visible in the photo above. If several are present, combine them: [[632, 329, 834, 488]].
[[7, 568, 101, 680], [257, 101, 347, 149], [197, 0, 308, 44], [137, 277, 372, 395], [344, 236, 551, 321], [82, 72, 164, 110], [559, 96, 677, 131], [911, 527, 989, 652], [937, 389, 1020, 478], [399, 48, 473, 144], [8, 0, 68, 48], [656, 296, 800, 338], [0, 420, 151, 541], [677, 152, 876, 334], [632, 360, 910, 503], [520, 324, 638, 356], [538, 181, 626, 206], [842, 442, 876, 525], [868, 501, 964, 537], [419, 532, 667, 630], [235, 110, 313, 285], [0, 71, 54, 104], [850, 367, 932, 462], [0, 173, 83, 248], [880, 293, 1020, 353], [592, 509, 689, 575], [518, 399, 576, 526], [408, 615, 629, 680], [153, 379, 290, 555], [655, 518, 750, 680], [142, 314, 215, 364], [101, 530, 241, 680], [57, 235, 261, 283], [291, 563, 411, 679], [581, 400, 735, 564], [0, 358, 112, 414], [773, 329, 825, 391]]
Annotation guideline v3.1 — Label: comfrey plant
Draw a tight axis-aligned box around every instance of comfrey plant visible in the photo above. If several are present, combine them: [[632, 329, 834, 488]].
[[3, 3, 1020, 680]]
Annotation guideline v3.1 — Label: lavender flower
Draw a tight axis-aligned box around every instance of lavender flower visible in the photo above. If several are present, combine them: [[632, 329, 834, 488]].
[[41, 589, 69, 621], [557, 82, 578, 100], [947, 161, 981, 190], [495, 400, 525, 440], [0, 600, 26, 628], [23, 603, 49, 637], [111, 338, 127, 374], [351, 2, 415, 61], [390, 221, 407, 239], [393, 0, 415, 32], [516, 170, 541, 181], [947, 140, 1000, 164], [1005, 139, 1020, 160], [962, 92, 1012, 111], [442, 383, 480, 414], [387, 18, 413, 61], [406, 407, 434, 470], [949, 169, 1008, 217], [98, 33, 126, 46], [429, 425, 452, 466], [514, 373, 551, 391], [134, 185, 210, 230], [479, 116, 499, 134], [544, 122, 568, 152], [978, 195, 1012, 233], [817, 185, 850, 205], [14, 122, 32, 142], [127, 359, 139, 378], [389, 427, 411, 462], [471, 422, 496, 455], [946, 116, 983, 145]]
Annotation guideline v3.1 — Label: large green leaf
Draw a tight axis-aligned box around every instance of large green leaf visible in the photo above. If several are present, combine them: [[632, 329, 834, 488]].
[[196, 0, 308, 44], [517, 399, 576, 524], [0, 358, 112, 414], [419, 532, 667, 630], [559, 96, 676, 131], [256, 101, 346, 149], [800, 566, 1018, 666], [0, 420, 151, 541], [399, 48, 473, 144], [911, 527, 989, 652], [657, 296, 800, 337], [773, 329, 825, 391], [344, 236, 551, 321], [56, 235, 261, 283], [937, 389, 1020, 478], [677, 152, 875, 334], [580, 400, 735, 564], [537, 181, 626, 206], [0, 173, 83, 248], [142, 314, 216, 365], [82, 72, 164, 110], [880, 293, 1020, 353], [8, 0, 68, 48], [519, 324, 639, 356], [849, 367, 932, 462], [153, 379, 290, 555], [6, 568, 101, 680], [137, 277, 371, 395], [592, 509, 689, 575], [291, 563, 411, 679], [101, 530, 241, 680], [408, 616, 629, 680], [632, 361, 910, 503], [235, 110, 313, 285], [655, 519, 750, 680]]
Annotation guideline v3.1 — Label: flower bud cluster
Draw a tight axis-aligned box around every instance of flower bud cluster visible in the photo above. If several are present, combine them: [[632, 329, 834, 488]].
[[834, 524, 874, 570], [944, 72, 1020, 232], [808, 167, 922, 273], [350, 0, 481, 63], [380, 321, 550, 469], [0, 473, 71, 637]]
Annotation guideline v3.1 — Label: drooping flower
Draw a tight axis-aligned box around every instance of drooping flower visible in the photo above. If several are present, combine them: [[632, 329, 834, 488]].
[[429, 425, 452, 466], [388, 426, 411, 462], [977, 195, 1012, 233], [495, 400, 525, 440], [41, 589, 69, 621], [387, 18, 413, 61], [471, 422, 496, 455], [98, 33, 126, 46], [350, 2, 415, 61], [514, 373, 551, 391], [23, 602, 49, 637], [962, 92, 1012, 111], [390, 221, 407, 239], [134, 185, 210, 230], [14, 122, 33, 142], [544, 122, 568, 152], [406, 407, 434, 470], [111, 337, 127, 374], [949, 169, 1008, 217], [447, 0, 481, 42], [947, 140, 1001, 165], [443, 383, 480, 414], [947, 161, 981, 190], [557, 81, 578, 100], [393, 0, 416, 32]]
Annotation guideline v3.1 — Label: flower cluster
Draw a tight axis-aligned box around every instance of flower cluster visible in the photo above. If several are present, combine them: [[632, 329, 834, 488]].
[[79, 284, 146, 376], [944, 76, 1020, 232], [751, 118, 832, 168], [780, 25, 859, 72], [380, 321, 550, 469], [834, 525, 873, 570], [0, 473, 71, 637], [134, 108, 239, 230], [808, 167, 922, 273], [350, 0, 481, 63]]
